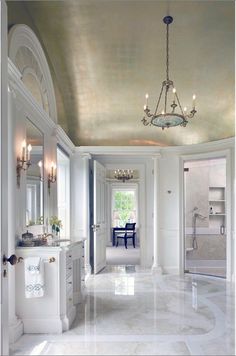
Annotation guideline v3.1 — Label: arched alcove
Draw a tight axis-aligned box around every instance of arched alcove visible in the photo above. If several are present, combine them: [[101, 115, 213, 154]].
[[8, 24, 57, 122]]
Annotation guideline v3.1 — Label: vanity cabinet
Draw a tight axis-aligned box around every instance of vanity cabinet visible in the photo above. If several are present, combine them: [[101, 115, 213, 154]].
[[16, 240, 85, 333]]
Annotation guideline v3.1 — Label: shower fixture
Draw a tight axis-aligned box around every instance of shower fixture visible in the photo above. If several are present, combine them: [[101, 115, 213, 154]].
[[192, 209, 207, 250]]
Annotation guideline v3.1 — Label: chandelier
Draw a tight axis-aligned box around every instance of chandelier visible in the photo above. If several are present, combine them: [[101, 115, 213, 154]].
[[142, 16, 197, 130], [114, 169, 133, 183]]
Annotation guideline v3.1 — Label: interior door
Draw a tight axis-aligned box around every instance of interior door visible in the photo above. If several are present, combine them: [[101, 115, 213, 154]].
[[1, 1, 9, 354], [93, 160, 106, 274]]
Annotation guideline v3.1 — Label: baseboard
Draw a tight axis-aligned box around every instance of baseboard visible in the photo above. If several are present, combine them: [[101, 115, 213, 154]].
[[151, 264, 163, 274], [9, 318, 23, 344], [162, 266, 180, 274], [22, 317, 63, 334], [61, 306, 76, 331]]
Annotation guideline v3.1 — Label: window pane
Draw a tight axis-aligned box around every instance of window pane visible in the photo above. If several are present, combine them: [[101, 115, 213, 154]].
[[112, 190, 136, 227]]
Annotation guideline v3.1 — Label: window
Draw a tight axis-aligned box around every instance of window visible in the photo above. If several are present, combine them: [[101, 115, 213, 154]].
[[57, 146, 70, 237], [112, 189, 136, 227]]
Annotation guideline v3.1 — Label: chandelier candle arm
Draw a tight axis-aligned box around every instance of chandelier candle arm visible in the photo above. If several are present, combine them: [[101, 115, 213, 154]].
[[141, 15, 197, 130]]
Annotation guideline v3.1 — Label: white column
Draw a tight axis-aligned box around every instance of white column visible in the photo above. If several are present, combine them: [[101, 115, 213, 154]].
[[82, 153, 92, 276], [152, 156, 162, 274]]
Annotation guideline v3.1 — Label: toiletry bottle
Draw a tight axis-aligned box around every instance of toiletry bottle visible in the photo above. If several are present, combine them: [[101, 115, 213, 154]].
[[209, 206, 213, 214]]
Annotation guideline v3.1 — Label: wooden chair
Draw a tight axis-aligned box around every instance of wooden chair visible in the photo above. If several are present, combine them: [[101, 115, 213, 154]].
[[116, 223, 136, 249]]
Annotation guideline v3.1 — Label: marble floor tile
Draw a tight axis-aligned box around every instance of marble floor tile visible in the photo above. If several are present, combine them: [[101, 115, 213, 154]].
[[12, 267, 235, 355]]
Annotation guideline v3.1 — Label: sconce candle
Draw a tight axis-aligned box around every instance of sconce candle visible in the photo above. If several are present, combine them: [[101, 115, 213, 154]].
[[16, 139, 32, 187], [27, 144, 32, 161], [48, 161, 57, 195]]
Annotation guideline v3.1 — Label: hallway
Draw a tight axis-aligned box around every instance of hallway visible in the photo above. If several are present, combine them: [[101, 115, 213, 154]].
[[12, 267, 234, 355], [106, 246, 140, 266]]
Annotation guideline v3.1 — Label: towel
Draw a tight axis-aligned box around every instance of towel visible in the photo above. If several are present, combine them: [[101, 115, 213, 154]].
[[24, 257, 45, 298]]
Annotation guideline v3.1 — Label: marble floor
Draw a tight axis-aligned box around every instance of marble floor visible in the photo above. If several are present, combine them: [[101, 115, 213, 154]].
[[12, 266, 235, 355], [106, 246, 140, 265]]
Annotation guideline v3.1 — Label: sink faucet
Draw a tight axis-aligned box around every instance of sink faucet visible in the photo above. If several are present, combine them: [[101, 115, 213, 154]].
[[44, 233, 53, 238]]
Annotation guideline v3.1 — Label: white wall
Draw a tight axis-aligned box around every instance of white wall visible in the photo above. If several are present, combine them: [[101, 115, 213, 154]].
[[78, 140, 235, 279]]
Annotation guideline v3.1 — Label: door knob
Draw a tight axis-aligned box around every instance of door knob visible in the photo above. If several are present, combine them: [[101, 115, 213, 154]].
[[3, 254, 18, 266]]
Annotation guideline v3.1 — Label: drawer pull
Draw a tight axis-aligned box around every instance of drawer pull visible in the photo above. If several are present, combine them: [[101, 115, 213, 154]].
[[68, 281, 72, 284], [68, 297, 72, 302], [82, 255, 84, 258], [82, 279, 85, 282], [68, 255, 72, 258], [68, 267, 72, 270]]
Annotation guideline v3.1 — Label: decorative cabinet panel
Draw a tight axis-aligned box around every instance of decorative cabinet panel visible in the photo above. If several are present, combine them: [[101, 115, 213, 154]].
[[16, 240, 85, 333]]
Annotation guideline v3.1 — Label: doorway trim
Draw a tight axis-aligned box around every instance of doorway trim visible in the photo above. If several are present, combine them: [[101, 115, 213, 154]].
[[108, 182, 139, 246], [105, 163, 146, 267], [1, 1, 9, 354], [179, 149, 232, 281]]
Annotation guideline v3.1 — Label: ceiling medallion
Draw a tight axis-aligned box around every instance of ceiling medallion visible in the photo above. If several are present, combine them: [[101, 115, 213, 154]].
[[114, 169, 134, 183], [142, 15, 197, 130]]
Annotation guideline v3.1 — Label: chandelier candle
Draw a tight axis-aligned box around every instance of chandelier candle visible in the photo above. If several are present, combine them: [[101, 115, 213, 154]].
[[142, 15, 197, 130]]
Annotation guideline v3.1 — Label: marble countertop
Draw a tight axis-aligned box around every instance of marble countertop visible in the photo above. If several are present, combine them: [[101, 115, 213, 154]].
[[17, 237, 86, 250]]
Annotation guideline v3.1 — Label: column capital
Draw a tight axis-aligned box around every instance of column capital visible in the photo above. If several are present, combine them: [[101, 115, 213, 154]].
[[152, 153, 161, 160], [82, 153, 92, 160]]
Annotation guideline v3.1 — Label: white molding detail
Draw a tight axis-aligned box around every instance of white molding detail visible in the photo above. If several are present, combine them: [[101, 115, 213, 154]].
[[76, 138, 234, 156], [8, 24, 57, 123], [162, 266, 180, 274], [76, 146, 162, 156], [152, 264, 163, 274], [8, 59, 56, 131], [55, 125, 75, 155], [22, 318, 63, 334], [8, 58, 22, 80]]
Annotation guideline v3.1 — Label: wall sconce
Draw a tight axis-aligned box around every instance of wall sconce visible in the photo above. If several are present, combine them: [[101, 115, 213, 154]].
[[48, 161, 57, 195], [16, 139, 32, 187]]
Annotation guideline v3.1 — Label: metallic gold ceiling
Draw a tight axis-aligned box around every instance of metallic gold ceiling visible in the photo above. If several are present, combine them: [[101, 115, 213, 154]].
[[7, 1, 235, 146]]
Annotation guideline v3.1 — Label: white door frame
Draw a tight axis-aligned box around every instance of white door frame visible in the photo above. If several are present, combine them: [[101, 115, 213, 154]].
[[109, 183, 139, 246], [93, 160, 106, 274], [179, 149, 232, 281], [1, 1, 9, 354], [105, 163, 146, 266]]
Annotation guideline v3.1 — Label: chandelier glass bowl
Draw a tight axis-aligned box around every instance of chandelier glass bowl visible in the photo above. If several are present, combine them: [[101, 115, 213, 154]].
[[142, 15, 197, 130]]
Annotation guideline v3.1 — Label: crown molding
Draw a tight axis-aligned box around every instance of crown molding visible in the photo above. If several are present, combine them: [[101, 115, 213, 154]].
[[75, 138, 234, 157], [76, 146, 162, 157], [55, 125, 75, 155]]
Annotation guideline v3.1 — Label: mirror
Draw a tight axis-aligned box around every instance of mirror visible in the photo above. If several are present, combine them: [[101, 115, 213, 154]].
[[26, 119, 44, 226]]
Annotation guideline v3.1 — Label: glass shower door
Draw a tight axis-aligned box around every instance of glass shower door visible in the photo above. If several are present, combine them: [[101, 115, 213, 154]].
[[184, 157, 226, 278]]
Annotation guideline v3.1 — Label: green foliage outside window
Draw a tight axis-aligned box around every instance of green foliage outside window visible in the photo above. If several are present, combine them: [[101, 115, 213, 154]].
[[113, 191, 136, 227]]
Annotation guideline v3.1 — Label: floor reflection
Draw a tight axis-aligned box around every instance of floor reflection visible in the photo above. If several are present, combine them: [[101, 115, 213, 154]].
[[12, 267, 235, 356]]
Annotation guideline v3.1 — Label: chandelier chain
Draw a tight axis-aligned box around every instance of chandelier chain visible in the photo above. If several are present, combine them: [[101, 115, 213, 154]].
[[154, 83, 164, 116], [166, 23, 169, 81]]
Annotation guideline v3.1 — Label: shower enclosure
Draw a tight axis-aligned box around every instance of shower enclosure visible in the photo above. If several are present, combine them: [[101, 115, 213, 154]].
[[184, 157, 227, 278]]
